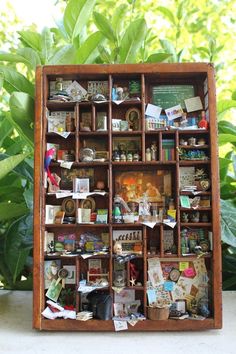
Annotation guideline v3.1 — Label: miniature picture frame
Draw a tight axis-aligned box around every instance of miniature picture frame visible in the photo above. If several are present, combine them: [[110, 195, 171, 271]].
[[62, 198, 76, 216], [96, 112, 107, 131], [125, 107, 141, 131], [73, 178, 90, 193]]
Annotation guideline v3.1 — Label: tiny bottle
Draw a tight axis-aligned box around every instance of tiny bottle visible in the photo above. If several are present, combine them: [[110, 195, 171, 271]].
[[145, 148, 151, 161], [168, 198, 175, 210], [120, 151, 126, 162], [198, 111, 209, 129], [150, 142, 157, 161], [127, 152, 133, 162], [133, 151, 140, 161]]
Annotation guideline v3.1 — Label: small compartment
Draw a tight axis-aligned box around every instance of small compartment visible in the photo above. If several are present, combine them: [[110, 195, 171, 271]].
[[161, 133, 176, 161], [163, 227, 178, 256], [112, 103, 142, 132], [79, 136, 109, 162], [179, 165, 211, 193], [113, 167, 174, 222], [77, 227, 110, 254], [77, 195, 109, 224], [79, 106, 93, 131], [113, 228, 143, 256], [44, 256, 77, 309], [147, 226, 161, 256], [112, 135, 142, 162], [47, 107, 76, 133], [180, 227, 211, 255], [145, 135, 159, 162], [95, 105, 108, 131], [112, 74, 141, 101], [46, 134, 76, 162]]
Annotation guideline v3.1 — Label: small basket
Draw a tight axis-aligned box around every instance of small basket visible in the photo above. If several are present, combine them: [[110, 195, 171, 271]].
[[147, 306, 169, 320]]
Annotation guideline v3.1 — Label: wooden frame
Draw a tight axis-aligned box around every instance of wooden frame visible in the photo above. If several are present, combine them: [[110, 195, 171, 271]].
[[34, 63, 222, 331]]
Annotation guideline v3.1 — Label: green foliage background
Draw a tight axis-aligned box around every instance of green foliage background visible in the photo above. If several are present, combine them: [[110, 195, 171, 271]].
[[0, 0, 235, 289]]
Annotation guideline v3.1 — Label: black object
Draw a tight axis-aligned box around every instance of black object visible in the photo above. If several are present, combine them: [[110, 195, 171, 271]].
[[87, 291, 112, 320], [115, 254, 137, 264]]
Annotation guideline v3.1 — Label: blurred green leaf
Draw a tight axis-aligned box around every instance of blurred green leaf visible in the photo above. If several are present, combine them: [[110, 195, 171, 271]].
[[18, 31, 42, 52], [0, 48, 41, 71], [4, 215, 32, 284], [0, 66, 34, 97], [217, 99, 236, 117], [177, 1, 185, 20], [146, 53, 172, 63], [218, 120, 236, 135], [0, 202, 28, 221], [219, 134, 236, 145], [157, 6, 176, 25], [231, 90, 236, 100], [221, 199, 236, 247], [76, 32, 104, 64], [41, 27, 54, 64], [64, 0, 96, 41], [111, 4, 127, 39], [159, 39, 177, 62], [49, 45, 76, 64], [119, 18, 147, 63], [9, 92, 34, 147], [93, 12, 117, 43], [0, 154, 29, 180], [0, 116, 13, 147]]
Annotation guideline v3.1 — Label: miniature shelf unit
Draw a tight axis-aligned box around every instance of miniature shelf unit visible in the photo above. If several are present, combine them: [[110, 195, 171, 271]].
[[33, 63, 222, 331]]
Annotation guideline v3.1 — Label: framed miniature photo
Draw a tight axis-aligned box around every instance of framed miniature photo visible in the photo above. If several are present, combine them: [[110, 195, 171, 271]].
[[73, 178, 90, 193], [62, 198, 76, 216], [125, 107, 141, 131], [96, 112, 107, 131], [114, 170, 171, 203], [81, 197, 96, 212]]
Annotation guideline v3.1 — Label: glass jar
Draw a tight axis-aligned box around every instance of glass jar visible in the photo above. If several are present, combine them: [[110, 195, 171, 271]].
[[120, 151, 126, 162], [168, 198, 175, 210], [127, 152, 133, 162], [133, 152, 140, 161]]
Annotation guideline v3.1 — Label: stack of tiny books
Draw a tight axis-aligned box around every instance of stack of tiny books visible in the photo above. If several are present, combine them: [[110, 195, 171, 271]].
[[76, 311, 93, 321]]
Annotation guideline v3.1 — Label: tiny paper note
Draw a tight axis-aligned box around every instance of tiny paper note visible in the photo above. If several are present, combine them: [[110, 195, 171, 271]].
[[184, 96, 203, 113], [179, 262, 189, 271], [145, 103, 162, 119], [180, 195, 191, 208], [164, 281, 174, 291], [114, 320, 128, 331]]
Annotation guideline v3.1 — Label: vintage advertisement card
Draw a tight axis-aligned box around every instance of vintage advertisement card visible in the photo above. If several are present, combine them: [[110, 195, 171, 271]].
[[45, 279, 62, 302], [165, 104, 183, 120]]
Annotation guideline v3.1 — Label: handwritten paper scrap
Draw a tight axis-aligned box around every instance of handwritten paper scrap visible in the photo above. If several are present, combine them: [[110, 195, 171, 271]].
[[113, 320, 128, 331]]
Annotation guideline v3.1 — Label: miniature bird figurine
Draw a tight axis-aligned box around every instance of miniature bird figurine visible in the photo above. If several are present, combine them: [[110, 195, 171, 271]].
[[45, 148, 59, 186]]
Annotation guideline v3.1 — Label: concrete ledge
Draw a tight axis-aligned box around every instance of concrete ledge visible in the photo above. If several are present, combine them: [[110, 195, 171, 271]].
[[0, 291, 235, 354]]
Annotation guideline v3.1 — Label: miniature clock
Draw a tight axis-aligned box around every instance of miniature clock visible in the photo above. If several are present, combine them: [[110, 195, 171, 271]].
[[199, 240, 210, 252], [199, 178, 211, 191], [169, 268, 180, 282]]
